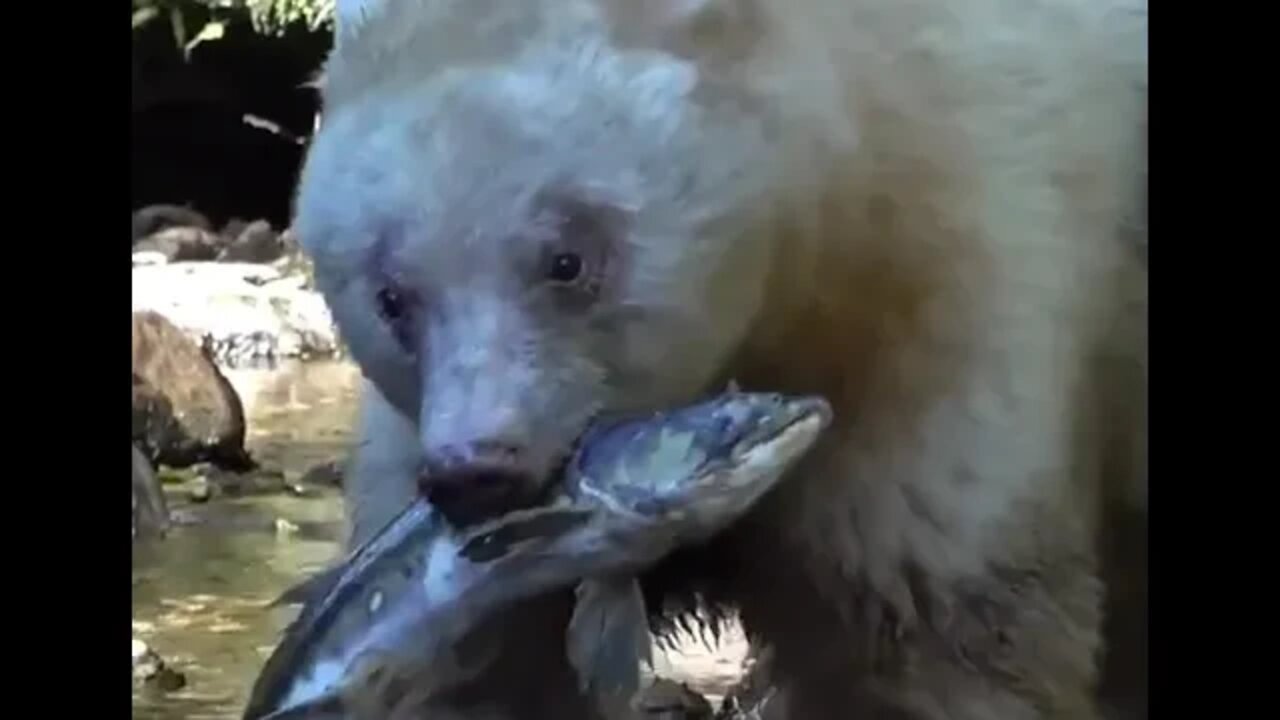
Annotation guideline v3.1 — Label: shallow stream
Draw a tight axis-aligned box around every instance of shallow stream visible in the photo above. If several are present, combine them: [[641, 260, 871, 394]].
[[131, 360, 361, 719]]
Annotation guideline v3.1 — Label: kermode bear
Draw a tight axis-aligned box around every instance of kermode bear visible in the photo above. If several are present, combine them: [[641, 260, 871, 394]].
[[293, 0, 1148, 718]]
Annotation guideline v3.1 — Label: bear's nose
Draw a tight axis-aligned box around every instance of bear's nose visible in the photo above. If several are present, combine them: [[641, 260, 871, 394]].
[[418, 442, 539, 527]]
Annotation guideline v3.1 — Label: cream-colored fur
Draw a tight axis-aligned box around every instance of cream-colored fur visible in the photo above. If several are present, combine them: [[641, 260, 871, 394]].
[[298, 0, 1148, 717]]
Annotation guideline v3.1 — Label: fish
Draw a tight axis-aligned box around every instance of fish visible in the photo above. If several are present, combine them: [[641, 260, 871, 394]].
[[242, 391, 833, 720]]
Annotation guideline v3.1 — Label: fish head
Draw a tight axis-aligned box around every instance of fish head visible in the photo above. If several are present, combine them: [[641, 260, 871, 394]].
[[570, 392, 832, 534]]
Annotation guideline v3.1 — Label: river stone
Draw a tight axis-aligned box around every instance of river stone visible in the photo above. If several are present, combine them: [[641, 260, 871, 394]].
[[134, 225, 225, 262], [189, 475, 213, 503], [132, 638, 161, 681], [131, 262, 338, 366], [132, 638, 187, 691], [132, 638, 150, 666], [132, 250, 169, 267], [132, 443, 170, 539], [132, 311, 253, 470], [221, 217, 249, 240], [132, 204, 212, 244], [218, 219, 286, 263], [298, 458, 344, 487]]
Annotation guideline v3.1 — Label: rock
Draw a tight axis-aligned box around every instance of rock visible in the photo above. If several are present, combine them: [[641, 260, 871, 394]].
[[221, 217, 248, 240], [134, 226, 226, 262], [132, 638, 167, 680], [132, 637, 187, 692], [132, 204, 211, 244], [299, 459, 344, 487], [156, 466, 197, 485], [279, 226, 300, 253], [132, 311, 254, 470], [132, 638, 150, 666], [284, 481, 313, 497], [270, 228, 319, 291], [132, 262, 339, 365], [189, 475, 212, 503], [132, 444, 170, 539], [194, 463, 287, 496], [151, 667, 188, 692], [218, 220, 286, 263], [169, 509, 203, 527], [634, 679, 715, 720], [132, 251, 169, 267]]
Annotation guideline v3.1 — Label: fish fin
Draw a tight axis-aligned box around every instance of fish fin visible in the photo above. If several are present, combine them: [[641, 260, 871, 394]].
[[566, 576, 652, 704], [270, 563, 345, 608]]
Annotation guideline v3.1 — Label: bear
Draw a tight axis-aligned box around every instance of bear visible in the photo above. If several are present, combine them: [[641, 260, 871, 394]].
[[292, 0, 1148, 718]]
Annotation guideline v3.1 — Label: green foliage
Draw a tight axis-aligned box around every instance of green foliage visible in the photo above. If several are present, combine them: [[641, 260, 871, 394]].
[[132, 0, 333, 57], [241, 0, 335, 35]]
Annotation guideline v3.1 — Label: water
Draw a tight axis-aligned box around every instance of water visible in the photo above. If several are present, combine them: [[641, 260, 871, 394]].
[[131, 360, 362, 720]]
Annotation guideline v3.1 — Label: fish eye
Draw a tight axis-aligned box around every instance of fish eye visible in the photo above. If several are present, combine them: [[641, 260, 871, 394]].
[[547, 252, 584, 284]]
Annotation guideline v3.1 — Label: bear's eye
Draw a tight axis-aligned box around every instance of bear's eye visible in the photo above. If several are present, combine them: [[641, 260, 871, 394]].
[[547, 252, 585, 284], [375, 286, 408, 323]]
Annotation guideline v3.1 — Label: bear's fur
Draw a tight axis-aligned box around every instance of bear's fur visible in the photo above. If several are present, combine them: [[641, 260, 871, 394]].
[[294, 0, 1148, 717]]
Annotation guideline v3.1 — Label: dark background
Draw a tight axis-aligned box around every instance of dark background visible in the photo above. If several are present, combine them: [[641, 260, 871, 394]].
[[132, 7, 330, 228]]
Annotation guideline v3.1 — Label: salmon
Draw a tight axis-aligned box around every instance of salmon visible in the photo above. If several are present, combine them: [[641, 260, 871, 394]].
[[243, 391, 831, 720]]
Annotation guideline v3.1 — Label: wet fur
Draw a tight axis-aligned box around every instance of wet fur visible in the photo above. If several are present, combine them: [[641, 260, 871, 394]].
[[299, 0, 1148, 718]]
